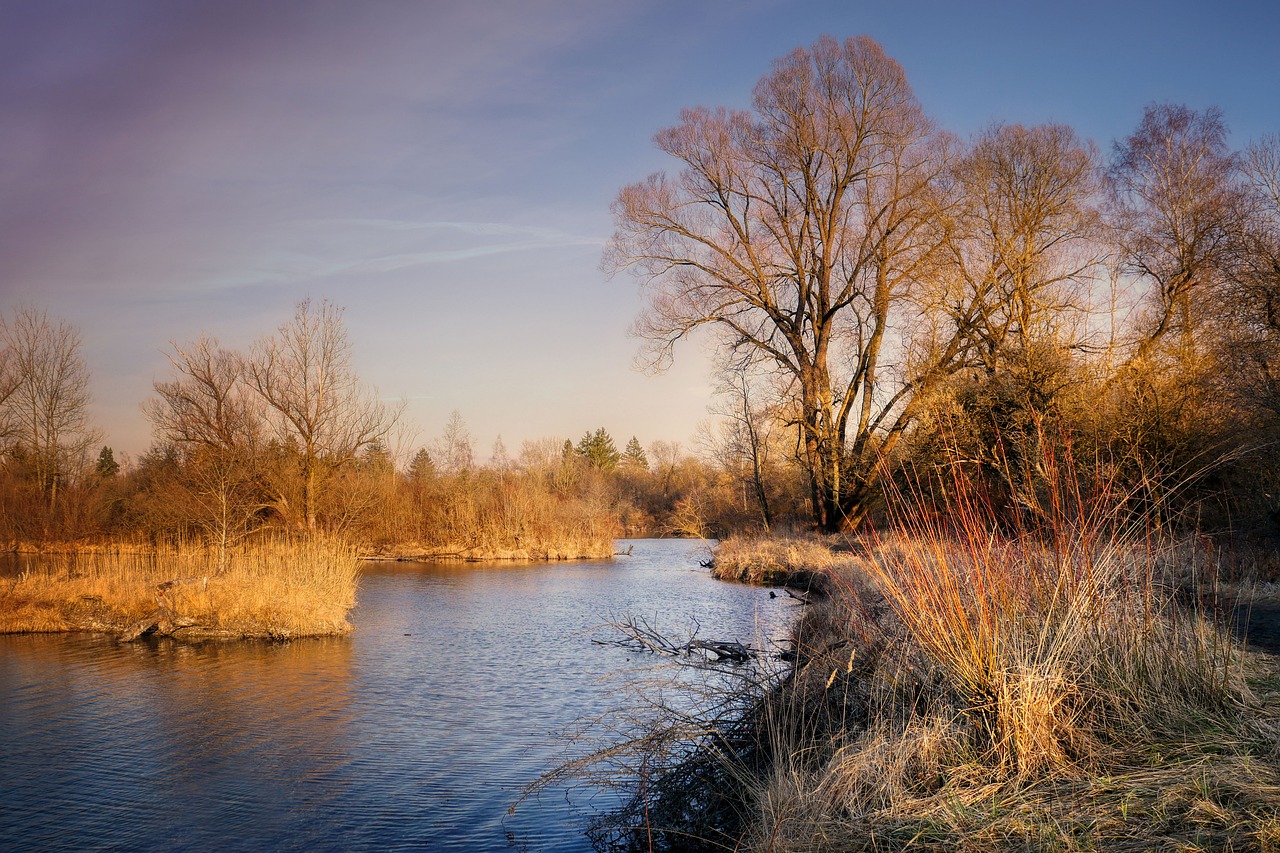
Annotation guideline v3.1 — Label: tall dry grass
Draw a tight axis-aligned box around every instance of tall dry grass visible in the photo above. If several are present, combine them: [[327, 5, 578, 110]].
[[371, 469, 620, 560], [0, 537, 359, 638]]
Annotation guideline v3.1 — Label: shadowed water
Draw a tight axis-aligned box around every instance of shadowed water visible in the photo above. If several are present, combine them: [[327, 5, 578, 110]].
[[0, 539, 791, 851]]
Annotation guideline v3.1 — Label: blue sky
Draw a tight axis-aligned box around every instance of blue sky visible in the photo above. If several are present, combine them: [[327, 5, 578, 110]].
[[2, 0, 1277, 460]]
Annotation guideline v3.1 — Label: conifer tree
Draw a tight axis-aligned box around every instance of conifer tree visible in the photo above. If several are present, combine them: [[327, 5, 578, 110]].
[[622, 436, 649, 470], [94, 446, 119, 479], [408, 448, 436, 483], [576, 428, 620, 470]]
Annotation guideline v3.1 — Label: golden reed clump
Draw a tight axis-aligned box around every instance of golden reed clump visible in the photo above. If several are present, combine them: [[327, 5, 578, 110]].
[[710, 535, 857, 586], [0, 537, 359, 639]]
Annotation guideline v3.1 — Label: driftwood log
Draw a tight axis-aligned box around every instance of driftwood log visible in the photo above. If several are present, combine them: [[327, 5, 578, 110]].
[[119, 577, 208, 642]]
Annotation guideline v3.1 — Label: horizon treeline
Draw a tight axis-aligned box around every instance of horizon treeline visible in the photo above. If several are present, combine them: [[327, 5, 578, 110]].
[[0, 299, 808, 550], [2, 35, 1279, 548]]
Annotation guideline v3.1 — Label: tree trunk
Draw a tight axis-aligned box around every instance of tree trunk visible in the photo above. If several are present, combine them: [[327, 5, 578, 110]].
[[304, 458, 318, 532]]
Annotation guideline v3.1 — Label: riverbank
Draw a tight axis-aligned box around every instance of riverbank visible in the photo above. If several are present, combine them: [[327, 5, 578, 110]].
[[0, 538, 359, 639], [596, 529, 1280, 850], [0, 531, 620, 640], [707, 534, 854, 592]]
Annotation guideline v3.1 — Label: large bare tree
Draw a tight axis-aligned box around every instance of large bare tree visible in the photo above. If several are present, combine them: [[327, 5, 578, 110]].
[[246, 299, 399, 531], [0, 306, 96, 513], [935, 123, 1102, 504], [609, 36, 1065, 531], [1224, 135, 1280, 413]]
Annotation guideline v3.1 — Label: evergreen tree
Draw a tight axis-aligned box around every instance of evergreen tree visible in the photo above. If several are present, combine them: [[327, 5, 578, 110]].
[[95, 446, 119, 479], [408, 448, 436, 483], [576, 428, 620, 470], [359, 440, 394, 477], [622, 436, 649, 470]]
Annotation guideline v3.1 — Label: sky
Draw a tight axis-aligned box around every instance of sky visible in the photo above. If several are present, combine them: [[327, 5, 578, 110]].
[[2, 0, 1278, 463]]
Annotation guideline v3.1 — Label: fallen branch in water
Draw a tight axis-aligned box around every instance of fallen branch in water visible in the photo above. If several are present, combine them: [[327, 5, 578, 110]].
[[593, 615, 765, 664], [119, 610, 201, 642]]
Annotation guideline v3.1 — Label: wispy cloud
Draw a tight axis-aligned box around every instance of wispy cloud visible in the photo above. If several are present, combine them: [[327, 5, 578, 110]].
[[298, 217, 606, 245], [328, 240, 603, 276], [177, 218, 608, 292]]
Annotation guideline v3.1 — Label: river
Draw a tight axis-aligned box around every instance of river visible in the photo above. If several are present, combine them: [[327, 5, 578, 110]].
[[0, 539, 791, 851]]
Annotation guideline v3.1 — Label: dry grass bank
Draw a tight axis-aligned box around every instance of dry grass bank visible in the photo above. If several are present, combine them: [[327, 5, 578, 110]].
[[0, 538, 359, 639], [730, 538, 1280, 852], [586, 478, 1280, 850], [709, 535, 859, 589]]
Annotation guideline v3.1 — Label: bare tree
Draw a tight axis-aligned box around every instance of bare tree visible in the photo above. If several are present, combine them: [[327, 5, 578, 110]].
[[704, 359, 780, 531], [518, 437, 565, 475], [0, 306, 97, 513], [608, 36, 999, 531], [144, 336, 265, 556], [937, 123, 1102, 506], [1246, 136, 1280, 216], [946, 122, 1101, 372], [145, 337, 261, 450], [1210, 135, 1280, 416], [433, 410, 474, 476], [1241, 139, 1280, 325], [647, 440, 685, 504], [246, 299, 400, 531], [1107, 104, 1245, 360], [0, 344, 18, 438]]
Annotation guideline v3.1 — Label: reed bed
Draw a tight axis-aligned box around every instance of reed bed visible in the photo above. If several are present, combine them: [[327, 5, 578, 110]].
[[365, 469, 621, 561], [0, 538, 359, 639]]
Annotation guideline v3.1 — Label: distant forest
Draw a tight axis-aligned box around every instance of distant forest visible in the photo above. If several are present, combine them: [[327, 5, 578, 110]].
[[0, 299, 811, 551]]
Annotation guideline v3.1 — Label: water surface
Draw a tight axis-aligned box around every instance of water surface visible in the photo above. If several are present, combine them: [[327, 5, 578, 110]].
[[0, 539, 791, 851]]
